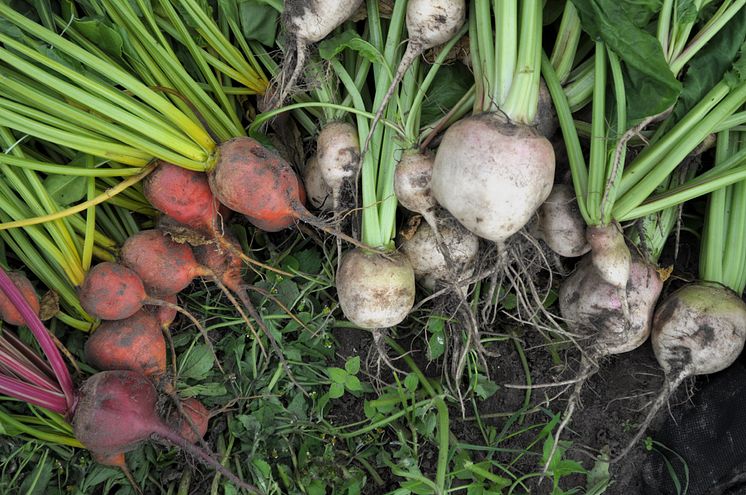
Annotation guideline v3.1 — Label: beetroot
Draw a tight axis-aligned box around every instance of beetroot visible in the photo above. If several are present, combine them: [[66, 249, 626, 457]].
[[0, 271, 41, 326], [120, 230, 207, 297], [78, 262, 146, 320], [84, 311, 167, 378]]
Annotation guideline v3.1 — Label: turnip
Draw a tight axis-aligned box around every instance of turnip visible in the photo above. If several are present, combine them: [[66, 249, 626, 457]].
[[279, 0, 364, 104], [336, 249, 415, 329], [536, 183, 590, 258], [0, 271, 40, 327], [400, 215, 479, 290], [432, 114, 555, 244], [364, 0, 467, 149], [394, 150, 438, 221], [544, 253, 663, 471], [302, 154, 333, 211], [586, 222, 631, 289], [430, 0, 555, 246], [316, 121, 360, 234], [614, 283, 746, 461]]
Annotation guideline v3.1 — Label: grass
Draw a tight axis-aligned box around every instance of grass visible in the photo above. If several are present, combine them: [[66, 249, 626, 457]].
[[0, 222, 622, 495]]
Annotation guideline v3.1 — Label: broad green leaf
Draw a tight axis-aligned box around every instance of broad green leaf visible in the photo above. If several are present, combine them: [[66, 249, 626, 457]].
[[43, 174, 87, 206], [239, 0, 279, 46], [345, 355, 360, 375], [73, 16, 123, 58], [178, 344, 215, 380], [345, 374, 362, 392], [427, 331, 445, 360], [327, 367, 348, 383], [318, 30, 385, 64], [19, 453, 53, 495], [671, 8, 746, 124], [295, 248, 322, 273], [329, 382, 345, 399], [403, 373, 419, 392], [571, 0, 681, 120], [420, 64, 473, 125], [676, 0, 698, 24], [252, 458, 272, 477]]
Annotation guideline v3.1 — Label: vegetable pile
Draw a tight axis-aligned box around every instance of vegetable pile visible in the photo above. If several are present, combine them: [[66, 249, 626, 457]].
[[1, 0, 746, 492]]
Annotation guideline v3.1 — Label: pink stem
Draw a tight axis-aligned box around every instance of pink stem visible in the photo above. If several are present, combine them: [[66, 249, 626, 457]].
[[0, 268, 74, 410], [0, 375, 67, 414], [1, 330, 56, 378], [0, 348, 59, 391]]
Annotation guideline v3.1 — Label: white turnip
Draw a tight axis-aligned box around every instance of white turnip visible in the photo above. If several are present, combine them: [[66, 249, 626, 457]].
[[431, 113, 555, 244], [615, 282, 746, 460], [536, 184, 590, 258]]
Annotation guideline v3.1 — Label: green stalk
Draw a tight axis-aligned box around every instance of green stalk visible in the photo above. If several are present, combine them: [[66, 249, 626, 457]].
[[586, 43, 608, 223], [502, 0, 542, 124], [549, 1, 582, 84], [614, 81, 746, 218], [493, 0, 516, 108], [0, 156, 140, 176], [669, 0, 746, 76], [541, 53, 589, 223], [701, 132, 732, 285], [0, 3, 213, 148], [82, 156, 96, 272], [600, 48, 627, 225]]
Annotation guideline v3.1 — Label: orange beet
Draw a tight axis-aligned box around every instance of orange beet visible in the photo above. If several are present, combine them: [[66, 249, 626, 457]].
[[208, 137, 306, 231], [120, 230, 206, 297], [78, 262, 147, 320], [193, 239, 244, 293], [143, 162, 227, 234], [84, 311, 166, 378], [169, 398, 209, 444], [0, 271, 40, 326]]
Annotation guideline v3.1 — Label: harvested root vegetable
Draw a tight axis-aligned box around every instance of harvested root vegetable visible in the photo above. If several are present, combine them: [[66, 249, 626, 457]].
[[615, 283, 746, 460], [365, 0, 466, 146], [120, 229, 208, 297], [587, 222, 631, 289], [72, 370, 254, 492], [0, 271, 40, 326], [169, 397, 210, 444], [400, 215, 479, 290], [208, 137, 360, 247], [547, 254, 663, 469], [84, 311, 166, 378], [432, 113, 555, 243], [142, 162, 225, 236], [279, 0, 364, 104], [317, 121, 360, 233], [536, 184, 590, 257], [336, 249, 415, 329], [559, 255, 662, 356], [394, 150, 438, 220], [78, 262, 148, 321], [303, 154, 333, 211]]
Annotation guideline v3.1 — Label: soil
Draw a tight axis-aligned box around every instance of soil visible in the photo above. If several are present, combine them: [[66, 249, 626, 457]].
[[328, 226, 707, 495]]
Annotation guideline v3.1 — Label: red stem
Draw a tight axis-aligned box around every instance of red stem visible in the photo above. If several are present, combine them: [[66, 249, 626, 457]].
[[0, 348, 59, 391], [0, 375, 67, 414], [0, 268, 74, 409]]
